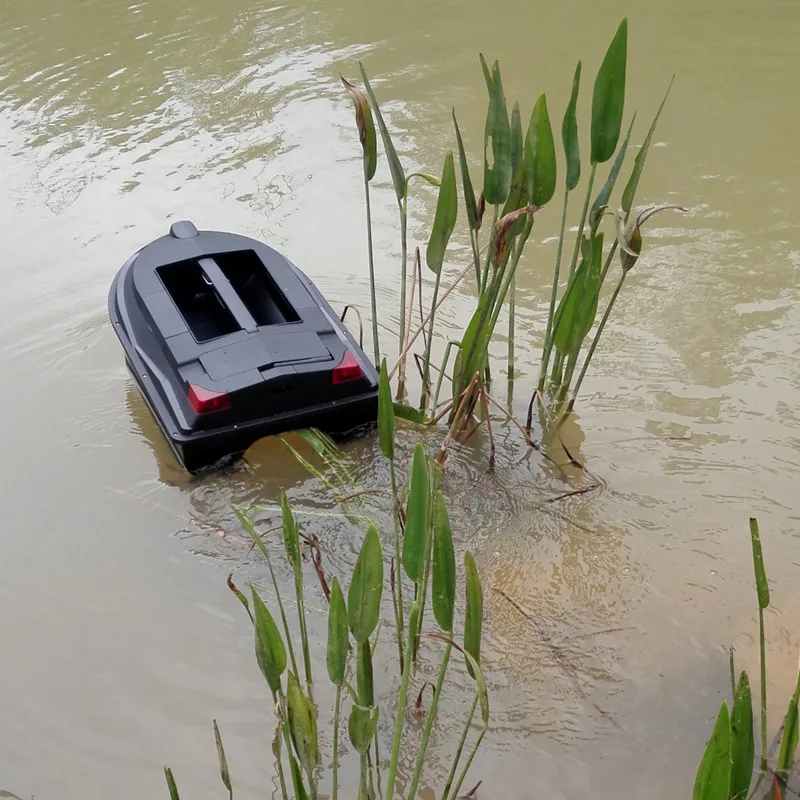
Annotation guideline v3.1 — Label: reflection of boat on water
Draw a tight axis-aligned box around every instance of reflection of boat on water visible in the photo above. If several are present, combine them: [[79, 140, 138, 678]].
[[109, 220, 379, 474]]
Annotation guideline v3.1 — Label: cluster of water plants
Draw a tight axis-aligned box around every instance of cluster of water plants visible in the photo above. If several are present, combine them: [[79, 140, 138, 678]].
[[165, 372, 489, 800], [342, 16, 683, 457], [692, 518, 800, 800]]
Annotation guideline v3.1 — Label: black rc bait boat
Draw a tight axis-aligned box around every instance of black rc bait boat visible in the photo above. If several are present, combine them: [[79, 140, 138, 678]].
[[109, 220, 379, 473]]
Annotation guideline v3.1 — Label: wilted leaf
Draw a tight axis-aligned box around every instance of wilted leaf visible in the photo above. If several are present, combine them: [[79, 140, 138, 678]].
[[591, 18, 628, 165], [622, 74, 675, 212], [730, 672, 754, 800], [378, 359, 395, 461], [359, 63, 406, 203], [453, 110, 479, 232], [342, 77, 377, 181], [464, 552, 483, 680], [402, 443, 430, 584], [213, 720, 232, 797], [692, 700, 732, 800], [620, 225, 643, 273], [427, 150, 458, 275], [347, 525, 384, 644], [479, 54, 512, 205], [287, 672, 320, 774], [327, 577, 349, 686], [227, 573, 252, 622], [563, 61, 582, 191], [432, 491, 456, 633], [251, 585, 287, 697], [524, 93, 557, 207]]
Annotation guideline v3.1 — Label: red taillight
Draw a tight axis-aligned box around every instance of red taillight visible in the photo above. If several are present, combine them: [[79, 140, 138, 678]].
[[188, 384, 231, 414], [332, 350, 363, 384]]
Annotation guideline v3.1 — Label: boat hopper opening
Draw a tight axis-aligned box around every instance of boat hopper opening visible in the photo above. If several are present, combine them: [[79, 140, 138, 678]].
[[157, 250, 300, 343]]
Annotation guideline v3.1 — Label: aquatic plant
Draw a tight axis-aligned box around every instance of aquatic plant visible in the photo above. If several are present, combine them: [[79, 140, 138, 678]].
[[164, 390, 488, 800], [692, 518, 800, 800], [341, 17, 684, 454]]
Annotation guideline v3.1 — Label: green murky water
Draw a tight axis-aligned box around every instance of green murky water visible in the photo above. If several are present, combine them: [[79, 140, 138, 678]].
[[1, 1, 799, 797]]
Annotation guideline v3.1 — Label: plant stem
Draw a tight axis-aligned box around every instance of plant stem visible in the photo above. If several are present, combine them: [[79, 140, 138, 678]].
[[399, 198, 408, 360], [565, 272, 626, 414], [364, 174, 380, 366], [432, 340, 461, 413], [566, 163, 597, 282], [385, 601, 420, 799], [373, 735, 382, 799], [538, 186, 571, 391], [360, 753, 368, 799], [291, 564, 312, 692], [759, 605, 768, 772], [440, 694, 478, 800], [469, 227, 482, 288], [507, 274, 516, 379], [420, 271, 443, 413], [390, 459, 405, 669], [332, 685, 342, 800], [483, 205, 500, 279], [486, 220, 533, 341], [449, 725, 487, 800], [407, 642, 453, 799], [729, 647, 736, 701]]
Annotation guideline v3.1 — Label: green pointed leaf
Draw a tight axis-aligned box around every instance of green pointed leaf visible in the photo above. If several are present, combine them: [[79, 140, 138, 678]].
[[777, 697, 799, 781], [213, 720, 232, 796], [327, 577, 349, 686], [622, 74, 675, 212], [359, 63, 405, 203], [251, 585, 287, 696], [348, 703, 379, 755], [378, 359, 395, 460], [453, 110, 479, 232], [730, 673, 754, 800], [591, 18, 628, 165], [164, 767, 180, 800], [463, 552, 483, 680], [432, 491, 456, 633], [496, 162, 528, 269], [563, 61, 582, 191], [288, 752, 309, 800], [524, 92, 557, 207], [287, 671, 320, 773], [553, 234, 604, 357], [347, 525, 384, 644], [479, 54, 512, 205], [281, 491, 301, 574], [510, 101, 523, 177], [342, 77, 377, 181], [392, 402, 428, 425], [749, 518, 769, 610], [692, 700, 731, 800], [402, 443, 430, 583], [426, 150, 458, 275], [590, 114, 636, 234]]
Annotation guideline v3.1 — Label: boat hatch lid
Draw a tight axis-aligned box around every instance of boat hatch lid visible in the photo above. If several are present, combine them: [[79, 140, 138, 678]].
[[199, 331, 331, 381]]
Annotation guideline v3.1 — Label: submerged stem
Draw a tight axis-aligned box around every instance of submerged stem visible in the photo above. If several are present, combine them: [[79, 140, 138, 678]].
[[538, 186, 571, 391], [364, 176, 380, 366]]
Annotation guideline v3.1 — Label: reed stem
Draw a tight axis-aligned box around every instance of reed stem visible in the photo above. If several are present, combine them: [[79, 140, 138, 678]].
[[566, 163, 596, 282], [440, 694, 478, 800], [507, 275, 516, 379], [538, 186, 570, 390], [331, 685, 342, 800], [759, 605, 768, 772], [407, 643, 453, 799], [399, 198, 408, 359], [364, 176, 380, 366], [420, 272, 443, 413]]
